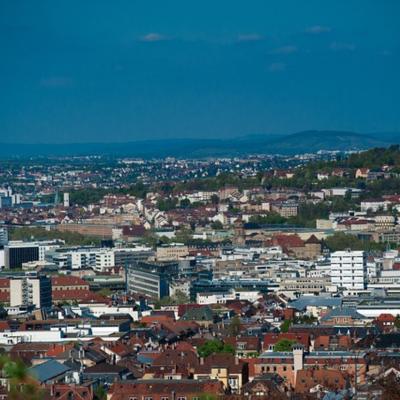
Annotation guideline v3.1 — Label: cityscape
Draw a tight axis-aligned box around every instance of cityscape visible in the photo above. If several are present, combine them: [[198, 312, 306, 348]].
[[1, 1, 400, 400]]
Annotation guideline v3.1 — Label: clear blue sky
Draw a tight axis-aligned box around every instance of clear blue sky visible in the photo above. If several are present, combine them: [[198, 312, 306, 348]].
[[1, 0, 399, 143]]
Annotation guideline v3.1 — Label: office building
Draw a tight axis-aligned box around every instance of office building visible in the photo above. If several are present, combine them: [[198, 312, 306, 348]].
[[330, 250, 367, 290], [127, 261, 178, 299], [4, 241, 61, 269]]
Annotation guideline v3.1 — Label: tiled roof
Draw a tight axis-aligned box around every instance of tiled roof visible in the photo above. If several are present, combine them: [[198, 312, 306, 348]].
[[320, 307, 365, 321]]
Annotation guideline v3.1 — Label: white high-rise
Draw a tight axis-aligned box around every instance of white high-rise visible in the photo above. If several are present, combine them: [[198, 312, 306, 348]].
[[330, 250, 367, 290], [63, 192, 70, 208]]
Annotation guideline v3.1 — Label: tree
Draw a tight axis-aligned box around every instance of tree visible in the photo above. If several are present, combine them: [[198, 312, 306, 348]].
[[156, 290, 190, 307], [280, 319, 292, 333], [395, 315, 400, 330], [197, 340, 235, 358], [211, 220, 223, 230], [227, 315, 242, 336], [94, 385, 107, 400], [0, 355, 42, 400], [324, 232, 385, 252], [274, 339, 296, 352], [180, 198, 191, 208], [249, 212, 287, 225]]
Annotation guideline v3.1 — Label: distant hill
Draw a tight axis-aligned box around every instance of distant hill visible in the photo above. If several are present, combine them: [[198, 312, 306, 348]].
[[264, 130, 389, 154], [0, 130, 398, 158]]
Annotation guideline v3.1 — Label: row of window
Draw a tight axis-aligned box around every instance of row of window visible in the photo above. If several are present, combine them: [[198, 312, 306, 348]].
[[261, 365, 294, 372]]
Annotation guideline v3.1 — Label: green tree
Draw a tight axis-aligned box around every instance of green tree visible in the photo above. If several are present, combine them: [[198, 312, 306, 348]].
[[395, 315, 400, 329], [211, 220, 223, 230], [280, 319, 292, 333], [197, 340, 235, 358], [324, 232, 385, 252], [94, 385, 107, 400], [180, 198, 191, 208], [249, 212, 287, 225], [0, 355, 42, 400], [274, 339, 296, 352]]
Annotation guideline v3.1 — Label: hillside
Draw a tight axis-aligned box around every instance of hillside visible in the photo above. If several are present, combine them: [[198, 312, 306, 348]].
[[0, 130, 396, 158]]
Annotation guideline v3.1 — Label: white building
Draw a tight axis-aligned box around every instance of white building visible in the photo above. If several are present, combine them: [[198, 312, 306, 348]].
[[63, 192, 70, 208], [330, 250, 367, 290], [197, 289, 261, 305]]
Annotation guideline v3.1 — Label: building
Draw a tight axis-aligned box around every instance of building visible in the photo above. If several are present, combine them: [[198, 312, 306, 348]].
[[0, 227, 8, 246], [5, 243, 39, 269], [10, 275, 52, 308], [63, 192, 70, 208], [48, 246, 153, 272], [330, 250, 367, 290], [255, 348, 367, 387], [127, 261, 178, 299], [4, 240, 60, 269], [156, 244, 189, 261], [109, 380, 224, 400]]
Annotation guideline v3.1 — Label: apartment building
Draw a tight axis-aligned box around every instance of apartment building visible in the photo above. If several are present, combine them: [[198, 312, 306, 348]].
[[330, 250, 367, 290], [9, 275, 52, 308]]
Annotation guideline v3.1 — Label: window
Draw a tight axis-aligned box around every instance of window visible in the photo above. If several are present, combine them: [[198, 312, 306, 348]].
[[161, 397, 169, 400], [177, 397, 186, 400], [145, 397, 152, 400]]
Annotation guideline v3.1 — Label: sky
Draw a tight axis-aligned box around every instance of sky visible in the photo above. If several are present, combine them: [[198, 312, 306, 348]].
[[1, 0, 399, 143]]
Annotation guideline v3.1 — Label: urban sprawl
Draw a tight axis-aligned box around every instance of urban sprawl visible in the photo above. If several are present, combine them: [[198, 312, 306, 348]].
[[1, 147, 400, 399]]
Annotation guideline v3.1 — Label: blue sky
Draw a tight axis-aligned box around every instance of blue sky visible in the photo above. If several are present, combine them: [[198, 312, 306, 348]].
[[1, 0, 399, 143]]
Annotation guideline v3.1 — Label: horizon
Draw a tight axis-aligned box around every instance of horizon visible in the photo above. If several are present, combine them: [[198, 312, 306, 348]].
[[1, 0, 400, 144], [1, 129, 399, 146]]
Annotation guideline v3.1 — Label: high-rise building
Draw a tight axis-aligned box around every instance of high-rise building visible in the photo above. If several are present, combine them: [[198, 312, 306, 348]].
[[63, 192, 70, 208], [10, 275, 52, 308], [330, 250, 367, 290], [127, 261, 178, 299]]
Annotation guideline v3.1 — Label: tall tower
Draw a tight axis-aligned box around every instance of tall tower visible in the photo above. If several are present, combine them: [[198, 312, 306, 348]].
[[63, 192, 70, 208]]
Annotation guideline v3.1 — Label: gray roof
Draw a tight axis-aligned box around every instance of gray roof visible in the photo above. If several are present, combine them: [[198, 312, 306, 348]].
[[29, 360, 71, 383], [320, 307, 365, 322], [289, 296, 342, 311], [182, 306, 214, 321]]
